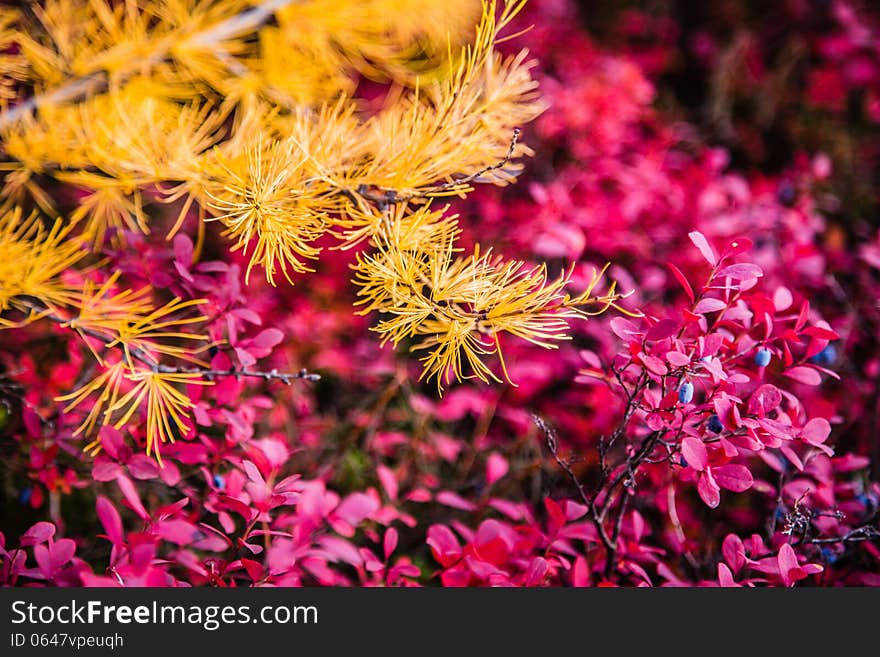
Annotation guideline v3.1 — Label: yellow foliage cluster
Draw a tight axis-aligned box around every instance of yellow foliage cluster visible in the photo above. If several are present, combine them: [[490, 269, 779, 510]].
[[0, 0, 634, 458]]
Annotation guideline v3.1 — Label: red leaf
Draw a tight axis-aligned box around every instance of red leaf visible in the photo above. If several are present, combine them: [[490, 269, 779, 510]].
[[646, 319, 679, 341], [681, 436, 708, 471], [689, 231, 717, 265], [801, 326, 837, 341], [667, 263, 694, 302], [722, 237, 753, 259], [784, 366, 822, 386], [240, 558, 264, 582], [713, 464, 753, 492], [796, 301, 810, 331]]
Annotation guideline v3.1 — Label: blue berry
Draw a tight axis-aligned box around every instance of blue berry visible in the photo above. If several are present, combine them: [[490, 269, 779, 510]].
[[777, 181, 798, 207], [700, 355, 713, 363], [19, 487, 32, 505], [809, 344, 837, 366], [754, 348, 772, 367], [213, 474, 225, 490], [678, 381, 694, 404], [679, 455, 688, 468], [820, 547, 839, 565], [707, 414, 723, 434]]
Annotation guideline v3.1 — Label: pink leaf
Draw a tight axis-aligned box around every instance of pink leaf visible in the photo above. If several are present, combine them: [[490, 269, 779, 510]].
[[697, 469, 720, 508], [486, 452, 509, 486], [718, 563, 739, 587], [681, 436, 708, 471], [525, 557, 549, 586], [722, 534, 746, 573], [666, 351, 691, 367], [20, 522, 56, 547], [127, 454, 160, 480], [48, 538, 76, 570], [377, 465, 398, 501], [116, 475, 149, 520], [610, 317, 642, 340], [715, 263, 763, 280], [334, 492, 380, 525], [155, 520, 198, 546], [784, 366, 822, 386], [436, 490, 477, 511], [427, 525, 461, 567], [245, 328, 284, 358], [241, 460, 265, 485], [694, 298, 727, 314], [801, 418, 831, 445], [777, 544, 799, 587], [638, 352, 668, 376], [748, 384, 782, 416], [712, 464, 753, 492], [96, 497, 124, 547], [384, 527, 399, 560], [689, 231, 717, 265]]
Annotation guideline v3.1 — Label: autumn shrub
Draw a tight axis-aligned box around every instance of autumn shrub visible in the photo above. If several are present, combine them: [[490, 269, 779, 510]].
[[0, 0, 877, 587]]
